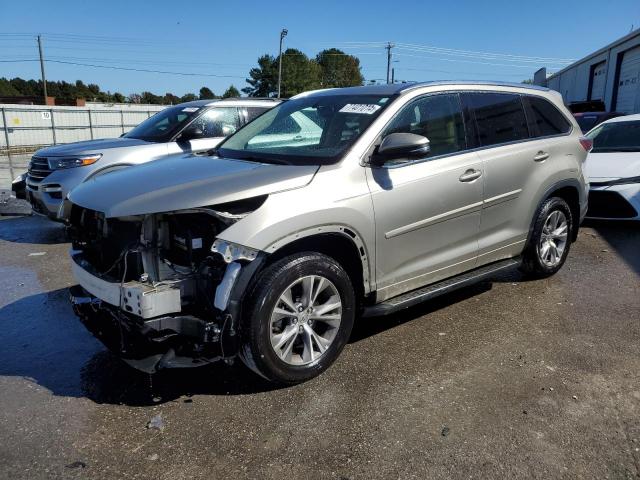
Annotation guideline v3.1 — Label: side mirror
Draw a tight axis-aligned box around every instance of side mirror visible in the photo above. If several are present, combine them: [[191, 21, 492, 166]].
[[178, 126, 204, 142], [370, 133, 430, 166]]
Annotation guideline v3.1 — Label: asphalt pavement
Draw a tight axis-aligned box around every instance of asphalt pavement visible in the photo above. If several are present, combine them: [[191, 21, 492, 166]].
[[0, 214, 638, 479]]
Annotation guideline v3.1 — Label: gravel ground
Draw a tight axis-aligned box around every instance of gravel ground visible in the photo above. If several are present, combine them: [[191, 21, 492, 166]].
[[0, 215, 638, 480]]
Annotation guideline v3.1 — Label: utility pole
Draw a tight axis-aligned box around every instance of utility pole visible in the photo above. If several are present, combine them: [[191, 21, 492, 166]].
[[37, 35, 47, 104], [386, 42, 395, 84], [277, 28, 288, 98], [391, 68, 395, 84]]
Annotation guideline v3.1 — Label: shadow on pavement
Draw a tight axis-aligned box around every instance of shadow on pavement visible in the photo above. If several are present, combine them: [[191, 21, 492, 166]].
[[350, 280, 494, 344], [583, 220, 640, 276], [80, 352, 280, 407], [0, 287, 282, 407], [0, 215, 67, 245]]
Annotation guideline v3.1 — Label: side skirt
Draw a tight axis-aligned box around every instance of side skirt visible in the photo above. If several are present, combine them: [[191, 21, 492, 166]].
[[362, 257, 521, 318]]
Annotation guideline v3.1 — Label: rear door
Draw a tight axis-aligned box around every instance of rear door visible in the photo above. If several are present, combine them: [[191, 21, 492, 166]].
[[366, 93, 483, 300], [467, 92, 572, 265]]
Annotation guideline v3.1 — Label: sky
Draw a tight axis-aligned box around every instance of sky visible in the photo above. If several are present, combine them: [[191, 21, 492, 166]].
[[1, 0, 639, 97]]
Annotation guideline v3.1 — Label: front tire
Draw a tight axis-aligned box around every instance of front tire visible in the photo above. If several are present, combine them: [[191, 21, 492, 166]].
[[239, 253, 355, 384], [521, 197, 573, 278]]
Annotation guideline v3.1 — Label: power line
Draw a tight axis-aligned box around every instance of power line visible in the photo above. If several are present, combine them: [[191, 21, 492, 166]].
[[331, 40, 574, 64], [45, 59, 247, 78], [393, 52, 549, 69], [395, 46, 570, 66], [394, 42, 575, 63]]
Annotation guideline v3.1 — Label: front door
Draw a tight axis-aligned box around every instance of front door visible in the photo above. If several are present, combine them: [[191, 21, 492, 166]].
[[366, 93, 483, 301]]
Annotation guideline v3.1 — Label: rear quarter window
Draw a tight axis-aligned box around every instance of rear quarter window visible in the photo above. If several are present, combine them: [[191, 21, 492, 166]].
[[466, 92, 529, 147], [524, 96, 572, 137]]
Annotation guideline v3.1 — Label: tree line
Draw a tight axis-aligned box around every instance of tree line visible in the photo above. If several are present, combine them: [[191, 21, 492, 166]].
[[0, 47, 364, 104], [0, 77, 241, 104]]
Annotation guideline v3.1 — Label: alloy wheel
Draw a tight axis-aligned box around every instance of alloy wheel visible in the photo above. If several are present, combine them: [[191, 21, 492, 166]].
[[538, 210, 568, 267], [269, 275, 342, 366]]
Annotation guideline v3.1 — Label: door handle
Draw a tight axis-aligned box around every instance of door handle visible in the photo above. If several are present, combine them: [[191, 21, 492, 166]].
[[459, 169, 482, 182], [533, 151, 549, 162]]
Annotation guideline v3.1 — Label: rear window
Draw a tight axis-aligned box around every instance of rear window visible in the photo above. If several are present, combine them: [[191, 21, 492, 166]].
[[466, 93, 529, 147], [525, 96, 572, 137]]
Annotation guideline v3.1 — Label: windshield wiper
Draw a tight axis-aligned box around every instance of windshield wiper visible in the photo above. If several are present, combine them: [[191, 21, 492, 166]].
[[590, 175, 640, 187], [237, 155, 291, 165]]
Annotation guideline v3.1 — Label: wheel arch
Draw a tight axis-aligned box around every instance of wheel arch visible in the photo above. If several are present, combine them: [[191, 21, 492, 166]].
[[264, 226, 372, 300], [528, 179, 582, 245]]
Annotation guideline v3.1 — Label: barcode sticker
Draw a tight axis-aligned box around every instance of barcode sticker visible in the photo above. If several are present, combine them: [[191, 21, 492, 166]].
[[339, 104, 381, 115]]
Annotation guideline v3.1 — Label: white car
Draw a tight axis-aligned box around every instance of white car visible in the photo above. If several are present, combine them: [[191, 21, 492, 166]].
[[585, 114, 640, 220]]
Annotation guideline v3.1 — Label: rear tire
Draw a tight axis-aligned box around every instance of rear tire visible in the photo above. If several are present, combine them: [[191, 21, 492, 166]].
[[239, 252, 355, 384], [521, 197, 573, 278]]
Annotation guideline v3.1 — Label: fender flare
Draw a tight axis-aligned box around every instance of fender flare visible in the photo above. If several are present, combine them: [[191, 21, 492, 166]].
[[526, 178, 584, 246], [264, 224, 373, 294]]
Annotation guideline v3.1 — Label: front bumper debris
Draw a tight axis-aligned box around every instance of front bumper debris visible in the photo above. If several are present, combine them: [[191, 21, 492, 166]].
[[70, 285, 224, 373], [69, 248, 267, 373]]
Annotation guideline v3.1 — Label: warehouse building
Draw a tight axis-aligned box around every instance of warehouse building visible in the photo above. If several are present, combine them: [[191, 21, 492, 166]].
[[535, 29, 640, 113]]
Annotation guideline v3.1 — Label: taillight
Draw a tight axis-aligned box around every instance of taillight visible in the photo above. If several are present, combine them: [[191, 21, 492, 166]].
[[579, 137, 593, 152]]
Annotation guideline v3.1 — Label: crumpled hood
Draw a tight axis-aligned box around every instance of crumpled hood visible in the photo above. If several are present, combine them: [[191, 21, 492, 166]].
[[68, 154, 318, 218], [37, 137, 151, 156], [586, 152, 640, 180]]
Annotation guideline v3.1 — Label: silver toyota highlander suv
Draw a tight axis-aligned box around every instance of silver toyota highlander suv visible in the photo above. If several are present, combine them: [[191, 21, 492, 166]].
[[65, 82, 589, 384], [23, 98, 280, 220]]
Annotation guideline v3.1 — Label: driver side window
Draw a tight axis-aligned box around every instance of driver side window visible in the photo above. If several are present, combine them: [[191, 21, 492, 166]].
[[196, 107, 240, 138], [384, 94, 466, 158]]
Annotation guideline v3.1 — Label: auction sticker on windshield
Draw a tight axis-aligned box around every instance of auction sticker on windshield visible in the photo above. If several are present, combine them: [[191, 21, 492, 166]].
[[339, 104, 382, 114]]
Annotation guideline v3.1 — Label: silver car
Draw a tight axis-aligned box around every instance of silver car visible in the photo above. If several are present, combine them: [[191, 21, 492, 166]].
[[66, 82, 589, 384], [23, 98, 280, 220]]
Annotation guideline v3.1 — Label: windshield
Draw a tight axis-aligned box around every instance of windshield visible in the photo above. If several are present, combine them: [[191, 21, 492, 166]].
[[587, 120, 640, 152], [125, 105, 202, 142], [217, 94, 395, 165]]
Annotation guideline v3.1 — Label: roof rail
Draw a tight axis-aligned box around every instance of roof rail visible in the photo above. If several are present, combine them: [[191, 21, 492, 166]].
[[399, 80, 550, 93]]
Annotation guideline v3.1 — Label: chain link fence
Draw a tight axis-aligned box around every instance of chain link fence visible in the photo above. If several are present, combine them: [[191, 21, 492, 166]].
[[0, 104, 166, 155]]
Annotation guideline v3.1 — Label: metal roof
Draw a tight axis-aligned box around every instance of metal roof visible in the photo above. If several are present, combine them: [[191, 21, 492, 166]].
[[547, 28, 640, 80]]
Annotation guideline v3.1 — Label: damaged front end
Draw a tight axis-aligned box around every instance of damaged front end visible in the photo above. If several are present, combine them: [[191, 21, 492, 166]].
[[67, 198, 266, 373]]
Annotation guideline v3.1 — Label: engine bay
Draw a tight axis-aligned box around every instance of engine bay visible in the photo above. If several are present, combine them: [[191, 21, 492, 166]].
[[67, 198, 266, 372]]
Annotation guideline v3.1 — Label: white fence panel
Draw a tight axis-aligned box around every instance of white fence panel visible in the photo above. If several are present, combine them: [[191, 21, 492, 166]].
[[1, 104, 166, 153]]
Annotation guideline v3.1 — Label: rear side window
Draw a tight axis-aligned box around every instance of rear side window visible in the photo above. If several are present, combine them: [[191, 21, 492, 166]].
[[245, 107, 270, 123], [524, 96, 572, 137], [466, 93, 529, 147], [384, 93, 466, 157]]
